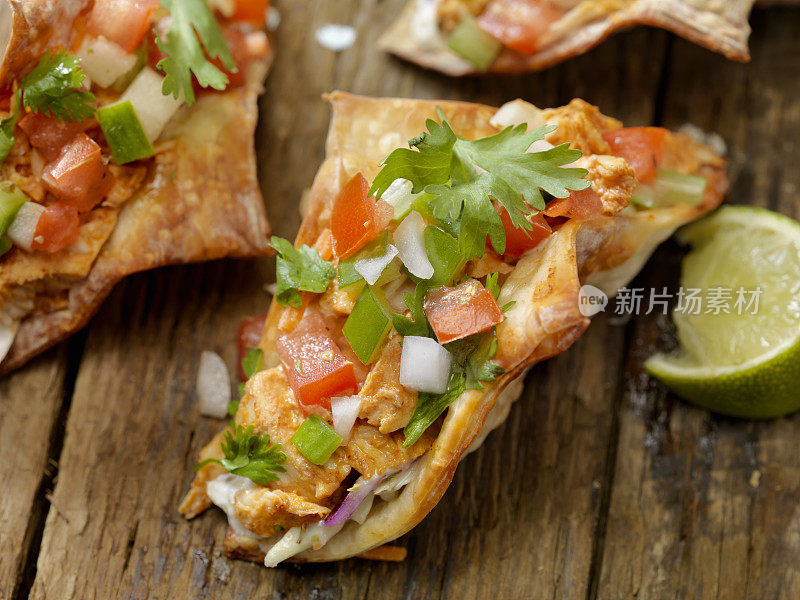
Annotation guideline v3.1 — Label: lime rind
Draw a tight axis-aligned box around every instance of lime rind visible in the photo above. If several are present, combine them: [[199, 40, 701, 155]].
[[647, 205, 800, 418]]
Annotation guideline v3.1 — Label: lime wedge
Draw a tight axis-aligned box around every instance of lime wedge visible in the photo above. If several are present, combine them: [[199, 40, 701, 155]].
[[645, 206, 800, 418]]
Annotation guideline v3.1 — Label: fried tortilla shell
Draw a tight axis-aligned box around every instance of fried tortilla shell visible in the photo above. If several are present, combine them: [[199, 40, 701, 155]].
[[182, 93, 726, 563], [0, 0, 272, 374], [380, 0, 757, 76]]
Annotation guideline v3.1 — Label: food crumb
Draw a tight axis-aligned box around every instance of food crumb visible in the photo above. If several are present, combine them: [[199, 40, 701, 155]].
[[315, 24, 357, 51], [749, 469, 761, 488]]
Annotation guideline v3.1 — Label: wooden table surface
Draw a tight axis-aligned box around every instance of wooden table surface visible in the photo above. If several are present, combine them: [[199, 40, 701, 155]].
[[2, 2, 800, 599]]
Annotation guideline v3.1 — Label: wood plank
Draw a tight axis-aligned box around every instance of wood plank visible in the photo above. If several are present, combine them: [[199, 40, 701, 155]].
[[0, 349, 69, 600], [596, 8, 800, 599], [21, 0, 686, 598]]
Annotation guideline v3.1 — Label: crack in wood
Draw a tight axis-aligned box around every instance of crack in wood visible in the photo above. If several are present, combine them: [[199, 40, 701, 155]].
[[12, 332, 87, 600]]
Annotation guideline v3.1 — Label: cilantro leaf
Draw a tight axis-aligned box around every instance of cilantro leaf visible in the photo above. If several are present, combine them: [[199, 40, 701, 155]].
[[21, 53, 96, 122], [227, 399, 240, 418], [156, 0, 236, 105], [370, 110, 589, 260], [403, 330, 504, 446], [370, 114, 458, 198], [197, 424, 286, 485], [270, 236, 335, 307], [241, 347, 263, 380], [485, 272, 501, 301], [403, 373, 466, 447], [0, 89, 22, 165], [391, 282, 431, 338]]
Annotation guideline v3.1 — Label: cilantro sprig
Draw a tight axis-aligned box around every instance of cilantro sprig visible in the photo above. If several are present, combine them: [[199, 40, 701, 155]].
[[21, 52, 96, 122], [270, 236, 335, 307], [197, 424, 286, 485], [370, 109, 589, 260], [156, 0, 236, 105], [391, 282, 431, 338]]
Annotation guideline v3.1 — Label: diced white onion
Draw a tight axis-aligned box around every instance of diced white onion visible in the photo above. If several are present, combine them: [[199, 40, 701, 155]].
[[0, 323, 15, 363], [267, 6, 281, 31], [197, 350, 231, 418], [382, 178, 419, 216], [411, 0, 443, 50], [30, 150, 44, 178], [399, 336, 452, 394], [384, 277, 410, 313], [7, 202, 44, 251], [315, 24, 357, 52], [354, 244, 398, 285], [77, 36, 138, 88], [119, 67, 183, 142], [528, 139, 555, 153], [394, 211, 434, 280], [490, 99, 546, 130], [331, 395, 361, 442]]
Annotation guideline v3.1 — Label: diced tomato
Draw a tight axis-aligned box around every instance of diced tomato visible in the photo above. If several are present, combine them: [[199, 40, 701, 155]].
[[31, 202, 80, 253], [496, 204, 552, 258], [237, 314, 267, 380], [424, 279, 504, 344], [41, 133, 107, 212], [330, 172, 393, 259], [602, 127, 667, 183], [276, 311, 358, 410], [87, 0, 160, 53], [18, 112, 95, 162], [232, 0, 269, 23], [544, 188, 603, 220], [477, 0, 563, 55]]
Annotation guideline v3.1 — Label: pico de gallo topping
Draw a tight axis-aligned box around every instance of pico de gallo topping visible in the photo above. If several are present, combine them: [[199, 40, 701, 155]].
[[191, 103, 712, 562], [0, 0, 270, 258], [260, 109, 599, 463], [438, 0, 570, 71]]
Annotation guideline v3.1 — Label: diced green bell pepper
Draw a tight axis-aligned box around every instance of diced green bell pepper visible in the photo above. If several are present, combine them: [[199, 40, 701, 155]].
[[653, 169, 707, 207], [0, 182, 28, 236], [342, 285, 392, 364], [447, 14, 502, 72], [96, 100, 154, 165], [424, 225, 464, 286], [0, 236, 11, 257], [632, 170, 707, 209], [631, 184, 655, 208], [291, 414, 342, 465]]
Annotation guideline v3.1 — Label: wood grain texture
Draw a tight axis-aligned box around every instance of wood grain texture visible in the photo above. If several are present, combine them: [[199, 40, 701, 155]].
[[0, 1, 798, 599], [596, 8, 800, 600], [0, 350, 69, 600]]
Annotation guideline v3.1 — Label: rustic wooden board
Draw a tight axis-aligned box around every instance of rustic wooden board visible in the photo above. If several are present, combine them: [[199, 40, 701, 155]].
[[0, 348, 70, 600], [1, 1, 798, 599], [596, 8, 800, 600]]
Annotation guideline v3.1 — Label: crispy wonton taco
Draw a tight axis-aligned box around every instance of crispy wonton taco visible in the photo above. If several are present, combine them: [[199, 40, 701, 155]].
[[181, 93, 727, 565], [0, 0, 273, 374], [380, 0, 760, 76]]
